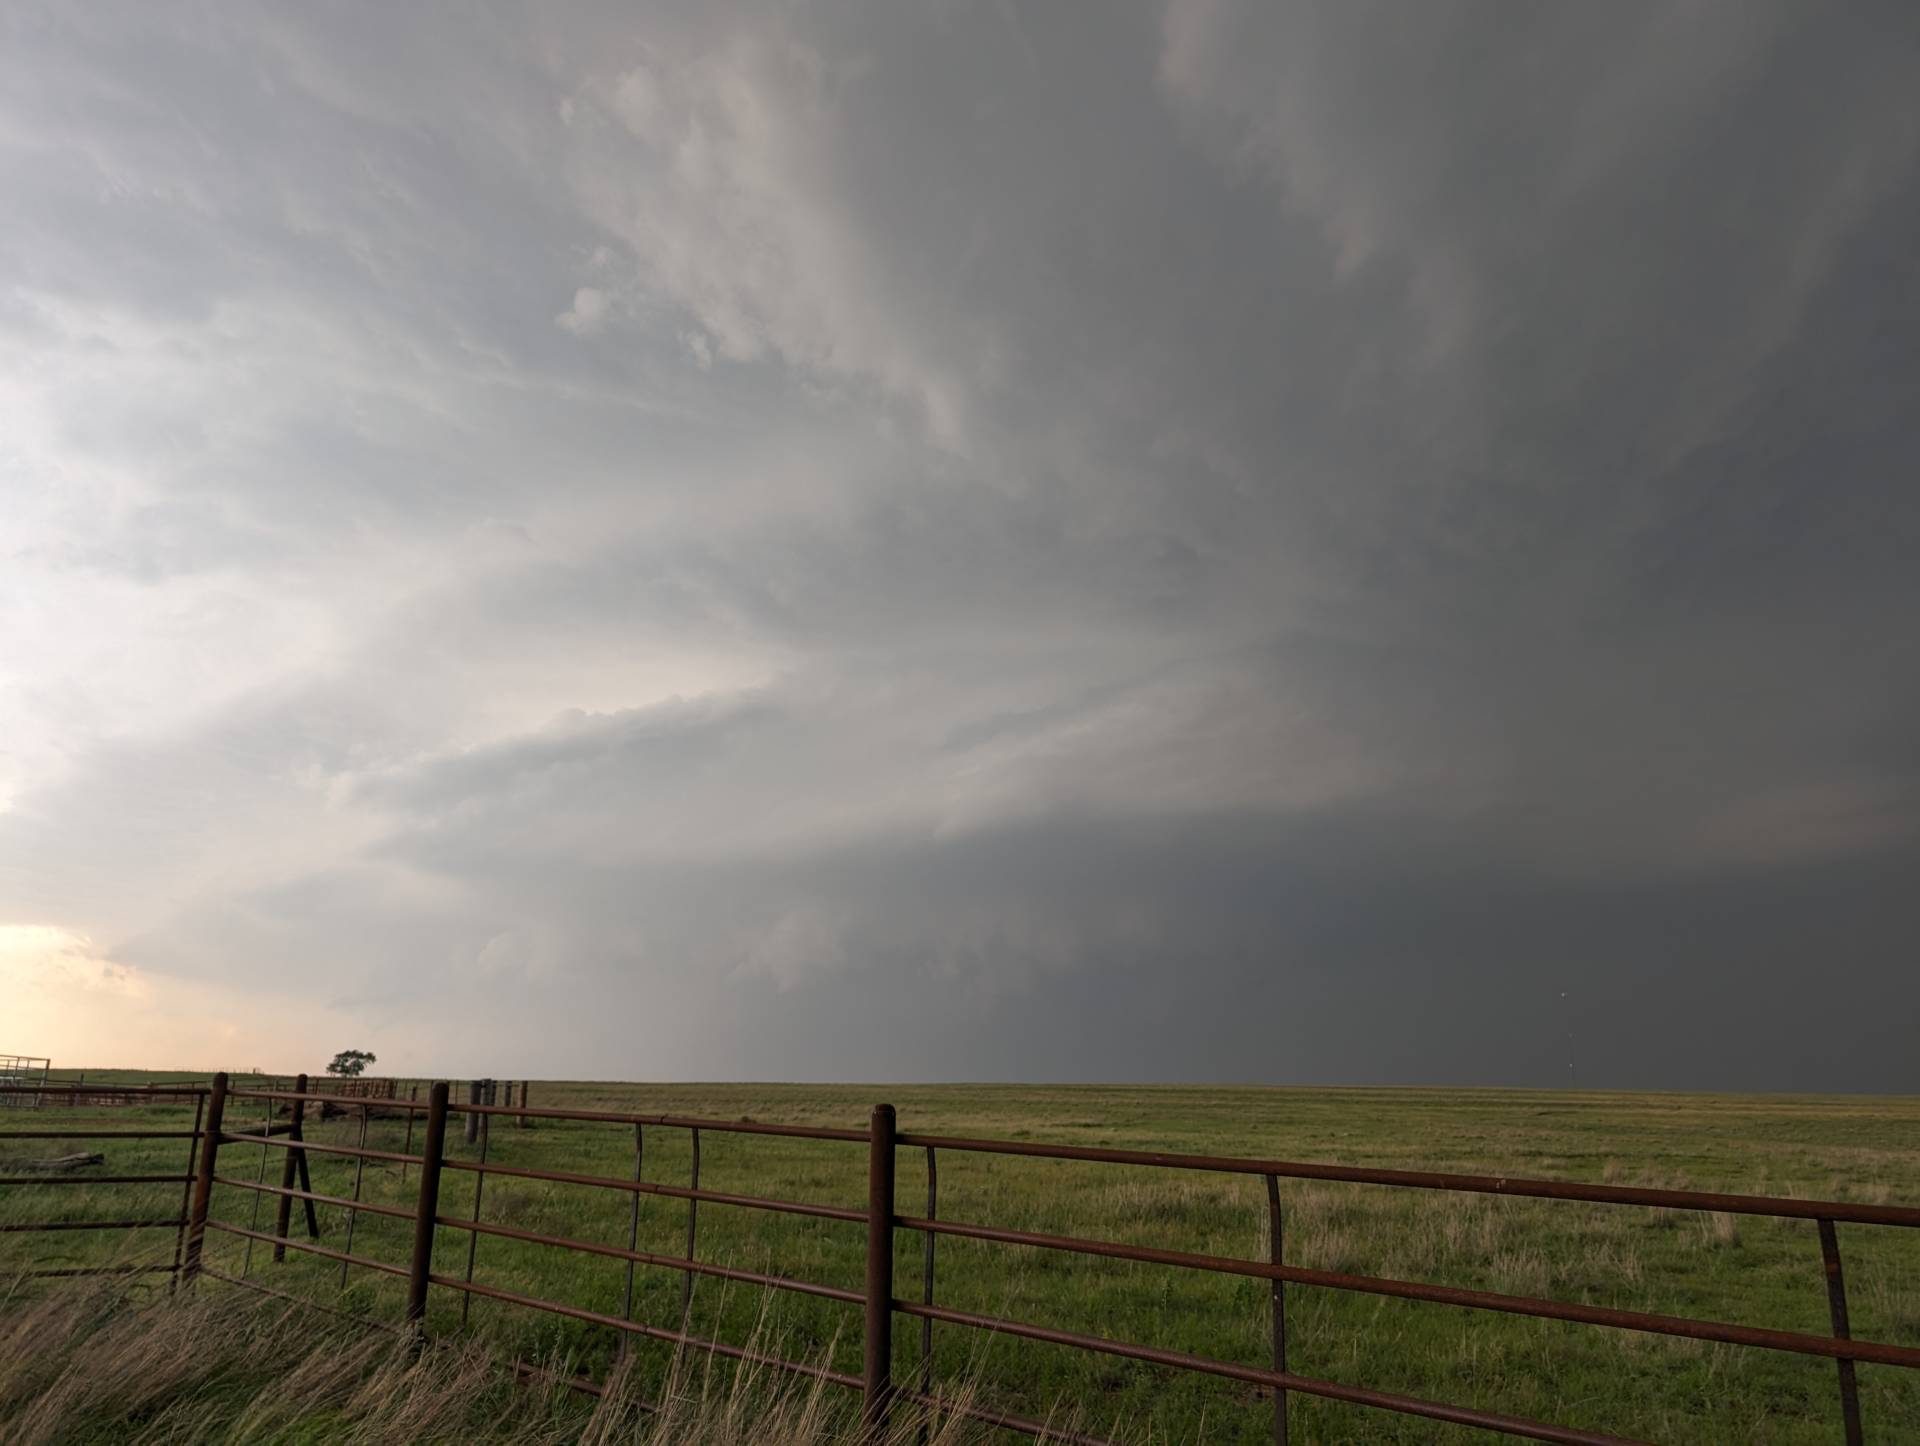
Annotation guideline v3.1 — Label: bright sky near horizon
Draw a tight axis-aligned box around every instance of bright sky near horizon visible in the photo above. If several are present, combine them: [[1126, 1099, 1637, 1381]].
[[3, 4, 1918, 1086]]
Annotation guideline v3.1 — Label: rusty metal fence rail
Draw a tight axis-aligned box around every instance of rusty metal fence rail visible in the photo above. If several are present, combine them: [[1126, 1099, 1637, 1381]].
[[6, 1077, 1920, 1444], [0, 1084, 205, 1281]]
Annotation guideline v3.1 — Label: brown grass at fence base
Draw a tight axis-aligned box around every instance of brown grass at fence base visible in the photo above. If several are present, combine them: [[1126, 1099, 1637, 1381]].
[[0, 1279, 1074, 1445]]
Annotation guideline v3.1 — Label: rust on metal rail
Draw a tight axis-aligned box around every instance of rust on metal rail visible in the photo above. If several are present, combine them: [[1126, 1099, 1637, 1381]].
[[217, 1130, 418, 1166], [0, 1172, 191, 1187], [228, 1086, 417, 1106], [439, 1155, 866, 1222], [890, 1212, 1920, 1369], [19, 1264, 178, 1278], [452, 1100, 870, 1141], [895, 1130, 1920, 1229], [0, 1129, 203, 1140], [0, 1088, 202, 1115], [214, 1173, 416, 1224], [430, 1272, 866, 1390], [893, 1298, 1650, 1446], [435, 1212, 863, 1304], [205, 1220, 409, 1279], [224, 1086, 873, 1142]]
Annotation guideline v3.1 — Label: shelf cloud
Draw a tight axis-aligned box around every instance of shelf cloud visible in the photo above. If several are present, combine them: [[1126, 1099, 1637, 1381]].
[[3, 2, 1917, 1086]]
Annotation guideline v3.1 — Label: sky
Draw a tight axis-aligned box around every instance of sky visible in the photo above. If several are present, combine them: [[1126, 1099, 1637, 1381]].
[[3, 3, 1918, 1089]]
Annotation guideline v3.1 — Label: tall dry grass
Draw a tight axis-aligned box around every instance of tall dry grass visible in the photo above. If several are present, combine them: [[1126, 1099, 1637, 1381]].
[[0, 1278, 1076, 1445]]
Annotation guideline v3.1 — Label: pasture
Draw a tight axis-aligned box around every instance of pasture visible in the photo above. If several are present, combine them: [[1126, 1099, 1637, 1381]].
[[5, 1078, 1919, 1443]]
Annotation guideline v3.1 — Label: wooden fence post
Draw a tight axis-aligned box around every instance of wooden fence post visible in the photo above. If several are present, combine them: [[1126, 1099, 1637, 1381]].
[[863, 1102, 897, 1437], [405, 1081, 450, 1328], [182, 1071, 228, 1285], [464, 1079, 480, 1146], [518, 1080, 530, 1127]]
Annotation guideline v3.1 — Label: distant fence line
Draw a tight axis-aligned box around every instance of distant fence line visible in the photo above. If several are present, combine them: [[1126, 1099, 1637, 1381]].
[[0, 1073, 527, 1117], [4, 1078, 1918, 1445], [0, 1055, 52, 1110]]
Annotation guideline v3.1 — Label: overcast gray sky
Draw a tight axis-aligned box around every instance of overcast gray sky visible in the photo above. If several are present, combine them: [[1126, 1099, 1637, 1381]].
[[3, 3, 1917, 1088]]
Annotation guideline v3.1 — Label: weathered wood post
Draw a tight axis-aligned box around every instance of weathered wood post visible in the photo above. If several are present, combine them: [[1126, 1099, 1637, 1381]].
[[182, 1071, 228, 1285], [464, 1079, 480, 1146], [863, 1102, 897, 1437], [405, 1081, 450, 1328], [518, 1080, 530, 1127]]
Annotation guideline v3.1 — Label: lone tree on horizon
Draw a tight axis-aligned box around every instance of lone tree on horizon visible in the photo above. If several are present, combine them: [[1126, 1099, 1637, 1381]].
[[326, 1048, 376, 1078]]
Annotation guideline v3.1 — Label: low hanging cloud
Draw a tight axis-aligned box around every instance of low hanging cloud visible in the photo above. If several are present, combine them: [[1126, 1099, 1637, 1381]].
[[2, 2, 1917, 1087]]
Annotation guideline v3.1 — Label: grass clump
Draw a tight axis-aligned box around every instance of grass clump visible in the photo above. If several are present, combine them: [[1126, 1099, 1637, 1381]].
[[0, 1280, 1025, 1445]]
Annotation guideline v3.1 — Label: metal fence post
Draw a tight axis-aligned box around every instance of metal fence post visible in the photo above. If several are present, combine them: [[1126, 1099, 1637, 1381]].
[[406, 1080, 450, 1328], [917, 1145, 938, 1446], [864, 1102, 897, 1437], [273, 1071, 307, 1261], [621, 1121, 645, 1351], [181, 1071, 228, 1285], [339, 1101, 371, 1290], [459, 1101, 492, 1327], [1267, 1175, 1288, 1445], [1818, 1218, 1864, 1446], [168, 1089, 207, 1293], [402, 1082, 418, 1183]]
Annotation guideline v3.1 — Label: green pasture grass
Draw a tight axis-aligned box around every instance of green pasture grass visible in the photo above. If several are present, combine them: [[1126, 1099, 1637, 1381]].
[[5, 1078, 1918, 1443]]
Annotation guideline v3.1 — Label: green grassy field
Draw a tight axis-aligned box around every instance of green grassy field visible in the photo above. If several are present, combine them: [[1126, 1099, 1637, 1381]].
[[5, 1076, 1919, 1443]]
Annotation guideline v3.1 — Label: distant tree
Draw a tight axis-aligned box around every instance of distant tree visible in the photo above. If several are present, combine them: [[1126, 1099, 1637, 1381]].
[[326, 1049, 377, 1078]]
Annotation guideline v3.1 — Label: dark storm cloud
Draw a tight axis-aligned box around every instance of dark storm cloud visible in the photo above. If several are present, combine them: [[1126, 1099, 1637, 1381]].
[[2, 1, 1916, 1082]]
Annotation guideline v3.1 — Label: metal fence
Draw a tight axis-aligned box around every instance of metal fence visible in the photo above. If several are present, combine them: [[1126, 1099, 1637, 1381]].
[[0, 1084, 205, 1281], [0, 1055, 52, 1109], [5, 1076, 1919, 1445]]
